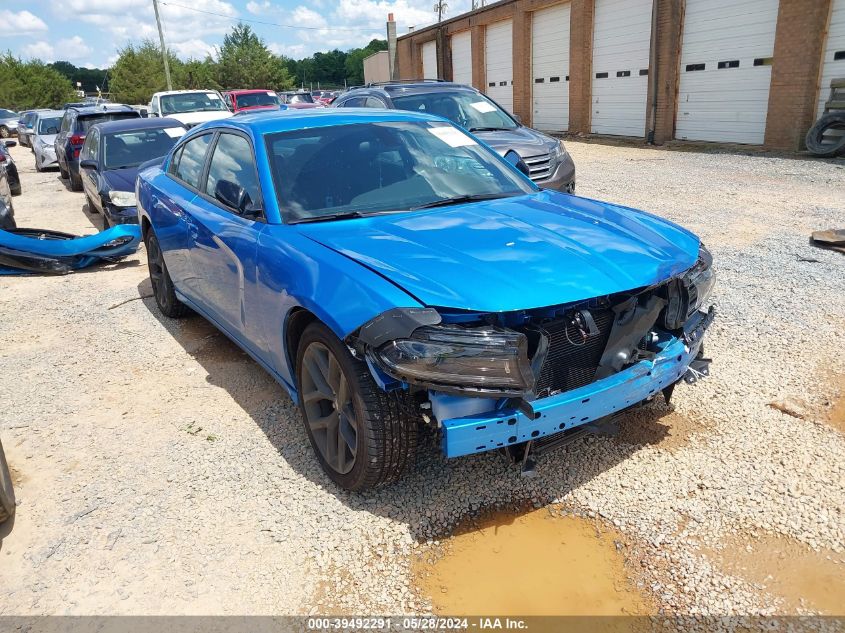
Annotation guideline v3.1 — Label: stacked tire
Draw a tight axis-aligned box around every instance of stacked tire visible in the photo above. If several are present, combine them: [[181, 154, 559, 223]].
[[805, 112, 845, 158]]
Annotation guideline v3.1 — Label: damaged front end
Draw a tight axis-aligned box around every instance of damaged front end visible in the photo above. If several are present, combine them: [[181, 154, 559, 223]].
[[348, 244, 715, 461]]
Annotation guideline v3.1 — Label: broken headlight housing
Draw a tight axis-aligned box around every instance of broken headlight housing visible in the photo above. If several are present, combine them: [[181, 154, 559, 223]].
[[662, 243, 715, 330], [373, 324, 535, 393]]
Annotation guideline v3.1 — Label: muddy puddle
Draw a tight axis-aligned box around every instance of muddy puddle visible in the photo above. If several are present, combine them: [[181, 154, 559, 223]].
[[415, 509, 652, 617], [706, 532, 845, 615]]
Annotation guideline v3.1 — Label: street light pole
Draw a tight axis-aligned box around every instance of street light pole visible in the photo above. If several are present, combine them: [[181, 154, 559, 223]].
[[152, 0, 173, 91]]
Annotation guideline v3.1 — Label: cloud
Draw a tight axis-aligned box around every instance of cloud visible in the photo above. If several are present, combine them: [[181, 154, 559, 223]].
[[22, 41, 54, 61], [170, 38, 216, 59], [246, 0, 272, 14], [290, 6, 327, 29], [0, 10, 48, 34]]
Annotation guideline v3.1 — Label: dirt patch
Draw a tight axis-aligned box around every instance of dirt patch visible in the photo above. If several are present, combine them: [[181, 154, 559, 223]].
[[705, 531, 845, 614], [414, 509, 653, 616], [615, 409, 704, 452], [827, 374, 845, 435]]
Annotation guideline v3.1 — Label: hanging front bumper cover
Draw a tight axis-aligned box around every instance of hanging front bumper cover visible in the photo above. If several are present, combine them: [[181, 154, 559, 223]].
[[0, 225, 142, 275]]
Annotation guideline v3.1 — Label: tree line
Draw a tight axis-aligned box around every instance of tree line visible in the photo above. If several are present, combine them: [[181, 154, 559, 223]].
[[1, 24, 387, 110]]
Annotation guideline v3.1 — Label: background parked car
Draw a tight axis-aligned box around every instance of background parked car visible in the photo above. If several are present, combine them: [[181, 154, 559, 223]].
[[32, 110, 64, 172], [148, 90, 232, 128], [224, 89, 281, 113], [55, 104, 141, 191], [0, 109, 18, 139], [0, 146, 16, 229], [79, 117, 186, 229], [277, 91, 322, 109], [334, 81, 576, 193], [17, 110, 47, 148], [312, 91, 338, 106], [0, 140, 21, 196]]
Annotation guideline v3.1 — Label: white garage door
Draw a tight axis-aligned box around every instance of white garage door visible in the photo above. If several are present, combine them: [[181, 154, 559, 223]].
[[591, 0, 652, 136], [485, 19, 514, 113], [818, 0, 845, 117], [676, 0, 779, 144], [422, 40, 438, 79], [532, 3, 571, 132], [451, 31, 472, 86]]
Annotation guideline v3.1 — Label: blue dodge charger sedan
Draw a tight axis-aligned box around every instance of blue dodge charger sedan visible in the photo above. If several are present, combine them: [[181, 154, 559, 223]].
[[137, 109, 715, 491]]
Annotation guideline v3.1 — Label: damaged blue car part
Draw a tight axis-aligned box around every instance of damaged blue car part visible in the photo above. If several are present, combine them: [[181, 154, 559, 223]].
[[0, 225, 142, 275], [136, 109, 716, 491]]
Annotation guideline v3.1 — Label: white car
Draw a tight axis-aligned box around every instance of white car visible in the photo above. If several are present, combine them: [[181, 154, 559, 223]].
[[32, 110, 65, 172], [148, 90, 232, 128]]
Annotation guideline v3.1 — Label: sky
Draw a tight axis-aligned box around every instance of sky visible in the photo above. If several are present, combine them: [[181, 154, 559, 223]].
[[0, 0, 472, 68]]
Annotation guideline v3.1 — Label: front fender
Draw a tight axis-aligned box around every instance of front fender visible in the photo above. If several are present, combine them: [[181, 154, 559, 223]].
[[255, 225, 423, 390]]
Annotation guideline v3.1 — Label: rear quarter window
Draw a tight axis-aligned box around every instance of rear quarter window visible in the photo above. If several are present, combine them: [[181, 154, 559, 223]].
[[78, 112, 140, 133]]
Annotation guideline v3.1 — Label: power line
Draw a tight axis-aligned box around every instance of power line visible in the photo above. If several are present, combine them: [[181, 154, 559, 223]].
[[159, 1, 383, 33]]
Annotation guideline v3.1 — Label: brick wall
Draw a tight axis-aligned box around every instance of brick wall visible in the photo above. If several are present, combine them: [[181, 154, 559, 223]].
[[764, 0, 832, 150], [646, 0, 684, 144], [568, 0, 594, 134], [396, 0, 830, 150]]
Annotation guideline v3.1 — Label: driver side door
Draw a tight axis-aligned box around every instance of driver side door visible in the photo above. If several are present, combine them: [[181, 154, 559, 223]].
[[185, 131, 266, 352]]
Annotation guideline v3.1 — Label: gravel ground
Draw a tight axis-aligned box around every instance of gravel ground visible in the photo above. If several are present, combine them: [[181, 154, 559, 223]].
[[0, 140, 843, 617]]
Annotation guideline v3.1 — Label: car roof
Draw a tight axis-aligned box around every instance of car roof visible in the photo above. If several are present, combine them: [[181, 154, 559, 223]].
[[68, 104, 138, 116], [89, 117, 186, 134], [347, 81, 479, 97], [195, 107, 447, 136], [226, 89, 275, 95], [35, 110, 65, 118], [154, 90, 221, 97]]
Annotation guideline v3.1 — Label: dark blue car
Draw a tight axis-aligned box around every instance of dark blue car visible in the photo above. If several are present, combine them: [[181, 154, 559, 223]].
[[79, 117, 186, 229], [137, 109, 715, 491]]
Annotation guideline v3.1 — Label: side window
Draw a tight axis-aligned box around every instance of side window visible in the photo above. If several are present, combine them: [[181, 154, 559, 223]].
[[61, 114, 72, 133], [339, 97, 365, 108], [80, 131, 96, 161], [364, 97, 386, 108], [173, 134, 213, 189], [167, 145, 184, 176], [204, 133, 261, 212]]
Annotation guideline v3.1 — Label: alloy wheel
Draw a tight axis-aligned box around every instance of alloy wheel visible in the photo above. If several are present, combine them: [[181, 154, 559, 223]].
[[146, 234, 168, 308], [300, 342, 358, 475]]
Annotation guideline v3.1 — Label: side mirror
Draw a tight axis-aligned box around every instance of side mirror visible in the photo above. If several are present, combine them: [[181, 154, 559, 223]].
[[148, 111, 159, 118], [214, 179, 259, 218], [512, 114, 522, 124], [79, 158, 97, 170], [4, 140, 17, 147]]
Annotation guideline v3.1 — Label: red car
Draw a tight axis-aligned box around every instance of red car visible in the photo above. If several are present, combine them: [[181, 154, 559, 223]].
[[223, 89, 281, 113]]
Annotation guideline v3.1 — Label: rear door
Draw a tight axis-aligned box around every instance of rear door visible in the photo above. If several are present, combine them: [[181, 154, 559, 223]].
[[185, 131, 266, 349], [79, 129, 100, 211], [154, 132, 215, 297]]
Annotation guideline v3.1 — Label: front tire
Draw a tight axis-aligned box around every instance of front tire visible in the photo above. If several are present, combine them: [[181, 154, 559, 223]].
[[144, 227, 189, 318], [0, 126, 9, 139], [296, 322, 417, 491]]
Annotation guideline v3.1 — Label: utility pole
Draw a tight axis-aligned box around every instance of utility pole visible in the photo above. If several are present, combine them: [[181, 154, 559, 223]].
[[152, 0, 172, 91], [434, 0, 447, 22]]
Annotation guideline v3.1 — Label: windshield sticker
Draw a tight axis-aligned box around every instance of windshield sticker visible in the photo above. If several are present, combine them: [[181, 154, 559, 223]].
[[469, 101, 497, 113], [163, 127, 184, 138], [206, 93, 220, 100], [428, 126, 477, 147]]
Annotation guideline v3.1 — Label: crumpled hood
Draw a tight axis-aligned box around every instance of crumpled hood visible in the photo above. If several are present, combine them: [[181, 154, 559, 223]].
[[474, 126, 557, 158], [298, 191, 700, 312], [102, 167, 138, 193], [36, 134, 57, 147], [167, 110, 232, 126]]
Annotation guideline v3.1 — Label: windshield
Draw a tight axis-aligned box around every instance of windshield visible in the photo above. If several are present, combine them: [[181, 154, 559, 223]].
[[236, 92, 279, 108], [104, 127, 185, 170], [79, 113, 139, 132], [37, 116, 62, 134], [288, 93, 314, 104], [266, 120, 535, 223], [161, 92, 228, 114], [391, 91, 518, 132]]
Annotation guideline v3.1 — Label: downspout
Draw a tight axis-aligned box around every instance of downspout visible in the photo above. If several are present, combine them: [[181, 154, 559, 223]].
[[647, 0, 659, 144]]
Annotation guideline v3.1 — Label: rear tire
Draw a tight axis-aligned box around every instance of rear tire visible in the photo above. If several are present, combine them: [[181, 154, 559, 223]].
[[295, 321, 417, 491], [70, 171, 83, 192], [805, 112, 845, 158], [59, 162, 69, 180], [0, 438, 15, 525], [144, 227, 189, 318]]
